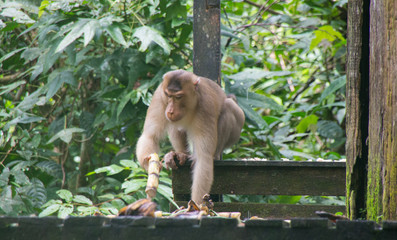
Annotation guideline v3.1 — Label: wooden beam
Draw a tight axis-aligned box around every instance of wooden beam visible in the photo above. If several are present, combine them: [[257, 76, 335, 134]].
[[172, 160, 346, 197], [193, 0, 221, 84]]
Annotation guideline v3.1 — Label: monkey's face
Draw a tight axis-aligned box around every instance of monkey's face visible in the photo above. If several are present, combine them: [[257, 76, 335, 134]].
[[162, 70, 198, 122], [164, 89, 186, 122]]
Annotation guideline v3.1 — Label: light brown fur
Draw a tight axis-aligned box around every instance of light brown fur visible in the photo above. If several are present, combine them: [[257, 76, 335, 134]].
[[136, 70, 245, 203]]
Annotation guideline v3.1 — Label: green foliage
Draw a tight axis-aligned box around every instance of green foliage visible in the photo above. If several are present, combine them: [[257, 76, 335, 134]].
[[0, 0, 347, 216], [221, 0, 347, 161], [40, 159, 173, 218], [1, 0, 189, 216]]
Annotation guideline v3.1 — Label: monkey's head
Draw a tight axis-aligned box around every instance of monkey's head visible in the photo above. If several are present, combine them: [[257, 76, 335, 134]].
[[162, 70, 199, 122]]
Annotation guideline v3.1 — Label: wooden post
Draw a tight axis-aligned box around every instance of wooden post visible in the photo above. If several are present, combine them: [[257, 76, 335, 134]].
[[193, 0, 221, 84], [367, 0, 397, 221], [345, 0, 370, 220]]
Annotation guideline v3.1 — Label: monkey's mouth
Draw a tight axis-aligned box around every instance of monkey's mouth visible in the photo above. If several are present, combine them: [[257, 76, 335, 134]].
[[166, 114, 183, 122]]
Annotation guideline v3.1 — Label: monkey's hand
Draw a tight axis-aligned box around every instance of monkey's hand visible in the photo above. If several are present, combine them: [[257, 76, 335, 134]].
[[142, 155, 151, 171], [164, 151, 188, 170]]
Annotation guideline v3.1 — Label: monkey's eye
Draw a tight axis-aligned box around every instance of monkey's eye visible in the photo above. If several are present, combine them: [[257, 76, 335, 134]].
[[164, 92, 170, 98], [175, 95, 183, 100]]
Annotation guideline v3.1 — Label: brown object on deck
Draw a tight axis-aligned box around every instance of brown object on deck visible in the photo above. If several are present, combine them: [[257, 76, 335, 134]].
[[118, 198, 157, 217]]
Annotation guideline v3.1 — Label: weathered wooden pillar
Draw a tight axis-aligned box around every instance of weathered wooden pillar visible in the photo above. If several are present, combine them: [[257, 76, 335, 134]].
[[346, 0, 370, 220], [193, 0, 221, 84], [367, 0, 397, 221]]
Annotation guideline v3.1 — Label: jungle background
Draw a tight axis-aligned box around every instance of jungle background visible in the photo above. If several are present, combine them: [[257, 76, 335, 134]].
[[0, 0, 347, 217]]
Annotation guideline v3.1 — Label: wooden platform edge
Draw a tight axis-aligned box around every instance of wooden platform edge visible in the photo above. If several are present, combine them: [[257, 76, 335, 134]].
[[173, 201, 346, 219]]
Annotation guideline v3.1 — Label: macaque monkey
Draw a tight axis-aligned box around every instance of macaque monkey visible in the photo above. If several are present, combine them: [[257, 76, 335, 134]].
[[136, 70, 245, 203]]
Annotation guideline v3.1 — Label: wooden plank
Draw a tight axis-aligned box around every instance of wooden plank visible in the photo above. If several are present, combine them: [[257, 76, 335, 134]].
[[172, 160, 346, 196], [193, 0, 221, 84], [174, 201, 345, 219], [345, 0, 370, 220], [367, 0, 397, 221]]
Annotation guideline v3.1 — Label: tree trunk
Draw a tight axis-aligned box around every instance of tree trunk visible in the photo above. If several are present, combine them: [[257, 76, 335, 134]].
[[367, 0, 397, 221], [345, 0, 370, 220]]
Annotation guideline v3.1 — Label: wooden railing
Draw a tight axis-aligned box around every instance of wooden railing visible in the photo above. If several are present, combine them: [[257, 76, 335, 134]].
[[172, 160, 346, 218]]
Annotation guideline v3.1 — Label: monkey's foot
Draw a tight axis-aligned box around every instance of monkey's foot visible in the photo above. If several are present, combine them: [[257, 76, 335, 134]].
[[164, 151, 188, 170]]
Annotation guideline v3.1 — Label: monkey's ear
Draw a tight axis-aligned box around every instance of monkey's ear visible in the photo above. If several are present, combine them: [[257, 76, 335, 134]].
[[162, 72, 169, 80], [193, 77, 200, 90]]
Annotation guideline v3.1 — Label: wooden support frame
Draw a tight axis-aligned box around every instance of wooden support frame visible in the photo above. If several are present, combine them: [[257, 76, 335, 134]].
[[177, 0, 348, 219]]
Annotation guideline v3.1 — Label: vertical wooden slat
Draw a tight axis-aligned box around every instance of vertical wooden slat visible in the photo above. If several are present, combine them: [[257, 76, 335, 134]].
[[367, 0, 397, 221], [193, 0, 221, 84], [346, 0, 370, 219]]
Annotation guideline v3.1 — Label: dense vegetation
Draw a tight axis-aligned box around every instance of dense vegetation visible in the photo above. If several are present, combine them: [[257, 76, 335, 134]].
[[0, 0, 347, 217]]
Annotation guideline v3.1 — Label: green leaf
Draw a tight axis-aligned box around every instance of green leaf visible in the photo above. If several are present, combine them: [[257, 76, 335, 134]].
[[279, 149, 313, 159], [0, 186, 13, 214], [319, 25, 345, 41], [21, 47, 41, 62], [228, 68, 294, 82], [43, 39, 63, 74], [39, 203, 61, 217], [99, 207, 119, 215], [0, 80, 26, 96], [73, 195, 93, 205], [310, 25, 345, 50], [56, 19, 90, 53], [0, 47, 26, 63], [15, 89, 43, 112], [27, 178, 47, 208], [12, 169, 30, 185], [38, 0, 50, 17], [236, 98, 267, 129], [238, 92, 283, 111], [120, 160, 139, 169], [41, 199, 62, 209], [17, 150, 33, 160], [1, 8, 35, 24], [157, 184, 179, 209], [317, 120, 344, 139], [46, 70, 76, 100], [76, 206, 98, 215], [58, 204, 74, 218], [122, 179, 147, 194], [0, 168, 11, 187], [297, 114, 318, 133], [5, 115, 45, 130], [109, 199, 125, 209], [57, 189, 73, 203], [94, 164, 124, 176], [105, 24, 127, 46], [47, 128, 85, 144], [36, 160, 62, 179], [319, 75, 346, 103], [83, 20, 97, 46], [117, 91, 134, 118], [133, 26, 171, 55], [297, 18, 321, 28], [97, 193, 116, 202]]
